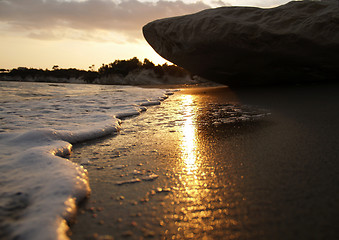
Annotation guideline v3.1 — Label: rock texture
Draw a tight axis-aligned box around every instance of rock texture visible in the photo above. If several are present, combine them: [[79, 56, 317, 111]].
[[143, 0, 339, 87]]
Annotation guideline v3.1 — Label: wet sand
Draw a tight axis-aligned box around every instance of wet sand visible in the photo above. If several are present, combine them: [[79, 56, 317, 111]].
[[70, 83, 339, 240]]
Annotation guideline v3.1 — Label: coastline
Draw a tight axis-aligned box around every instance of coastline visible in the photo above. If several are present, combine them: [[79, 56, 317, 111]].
[[0, 82, 171, 240], [69, 83, 339, 239]]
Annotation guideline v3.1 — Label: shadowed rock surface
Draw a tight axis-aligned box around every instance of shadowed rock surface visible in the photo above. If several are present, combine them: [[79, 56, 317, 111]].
[[143, 0, 339, 87]]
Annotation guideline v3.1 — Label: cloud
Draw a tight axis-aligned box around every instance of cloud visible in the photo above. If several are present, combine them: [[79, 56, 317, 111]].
[[225, 0, 290, 8], [0, 0, 210, 41]]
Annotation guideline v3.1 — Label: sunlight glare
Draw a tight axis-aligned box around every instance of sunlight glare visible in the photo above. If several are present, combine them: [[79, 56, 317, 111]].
[[180, 95, 197, 175]]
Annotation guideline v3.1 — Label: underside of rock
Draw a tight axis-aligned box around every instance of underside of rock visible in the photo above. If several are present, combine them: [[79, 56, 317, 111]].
[[143, 0, 339, 87]]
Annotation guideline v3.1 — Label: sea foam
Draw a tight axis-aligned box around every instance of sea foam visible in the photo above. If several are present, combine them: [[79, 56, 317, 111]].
[[0, 82, 174, 240]]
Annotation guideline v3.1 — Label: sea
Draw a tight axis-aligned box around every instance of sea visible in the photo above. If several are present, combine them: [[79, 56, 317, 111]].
[[2, 81, 337, 240], [0, 81, 175, 240]]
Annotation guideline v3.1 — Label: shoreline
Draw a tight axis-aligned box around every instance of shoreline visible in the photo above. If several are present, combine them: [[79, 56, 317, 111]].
[[69, 83, 339, 239]]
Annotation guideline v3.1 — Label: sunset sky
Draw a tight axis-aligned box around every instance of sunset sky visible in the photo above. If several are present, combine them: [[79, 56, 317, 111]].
[[0, 0, 291, 70]]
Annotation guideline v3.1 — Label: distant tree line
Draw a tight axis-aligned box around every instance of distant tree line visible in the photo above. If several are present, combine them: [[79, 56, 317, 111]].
[[98, 57, 189, 78], [0, 58, 190, 84], [1, 67, 98, 83]]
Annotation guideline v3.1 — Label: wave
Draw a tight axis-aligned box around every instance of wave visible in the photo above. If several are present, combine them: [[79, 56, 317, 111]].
[[0, 83, 176, 240]]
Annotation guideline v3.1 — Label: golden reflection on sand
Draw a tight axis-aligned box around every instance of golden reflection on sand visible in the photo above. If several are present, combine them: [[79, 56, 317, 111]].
[[180, 95, 198, 175], [170, 92, 240, 239], [178, 94, 209, 216]]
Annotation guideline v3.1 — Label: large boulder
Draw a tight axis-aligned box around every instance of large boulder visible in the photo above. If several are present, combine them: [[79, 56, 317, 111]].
[[143, 0, 339, 87]]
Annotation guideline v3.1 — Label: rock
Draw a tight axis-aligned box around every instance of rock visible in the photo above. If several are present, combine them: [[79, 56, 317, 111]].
[[143, 0, 339, 87], [112, 164, 126, 169], [115, 178, 141, 185], [141, 174, 159, 181], [132, 169, 143, 175]]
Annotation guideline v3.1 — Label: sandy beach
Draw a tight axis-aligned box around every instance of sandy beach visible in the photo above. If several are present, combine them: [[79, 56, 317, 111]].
[[70, 83, 339, 240]]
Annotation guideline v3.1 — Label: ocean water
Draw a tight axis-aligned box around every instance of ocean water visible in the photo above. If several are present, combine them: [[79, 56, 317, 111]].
[[0, 81, 174, 240], [66, 84, 339, 240]]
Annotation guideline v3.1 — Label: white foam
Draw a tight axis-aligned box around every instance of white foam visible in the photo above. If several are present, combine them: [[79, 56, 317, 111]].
[[0, 82, 175, 240], [0, 131, 91, 240], [140, 100, 161, 106]]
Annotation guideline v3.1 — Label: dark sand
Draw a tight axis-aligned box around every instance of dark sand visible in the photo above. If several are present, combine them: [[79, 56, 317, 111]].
[[70, 83, 339, 240]]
